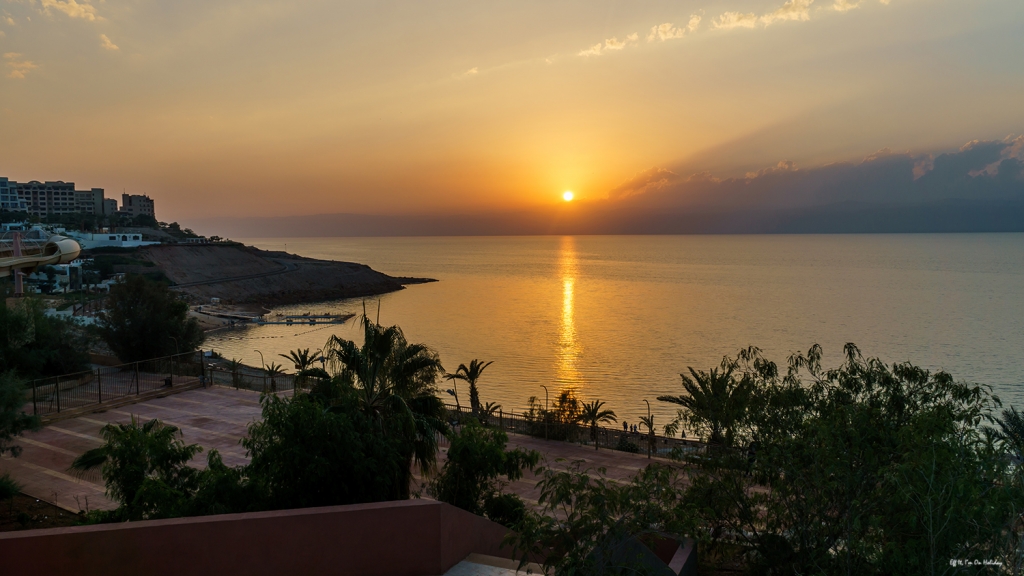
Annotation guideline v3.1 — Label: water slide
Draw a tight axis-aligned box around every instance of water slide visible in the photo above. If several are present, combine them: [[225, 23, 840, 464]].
[[0, 234, 82, 278]]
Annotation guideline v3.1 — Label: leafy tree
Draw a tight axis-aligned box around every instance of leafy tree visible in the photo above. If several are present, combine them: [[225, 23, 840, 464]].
[[0, 298, 91, 379], [683, 344, 1022, 575], [243, 392, 404, 509], [228, 358, 243, 389], [98, 275, 203, 362], [580, 400, 617, 450], [450, 359, 493, 414], [510, 462, 697, 575], [428, 419, 538, 523], [323, 317, 447, 498], [991, 406, 1024, 463], [0, 371, 39, 458]]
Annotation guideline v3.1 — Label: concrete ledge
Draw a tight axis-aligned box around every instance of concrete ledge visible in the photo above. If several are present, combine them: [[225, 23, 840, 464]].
[[0, 499, 513, 576]]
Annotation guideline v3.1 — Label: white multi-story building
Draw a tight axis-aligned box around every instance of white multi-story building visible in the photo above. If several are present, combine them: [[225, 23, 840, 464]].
[[0, 177, 146, 219]]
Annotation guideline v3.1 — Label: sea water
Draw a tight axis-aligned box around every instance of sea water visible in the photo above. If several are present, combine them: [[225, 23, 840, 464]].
[[205, 234, 1024, 424]]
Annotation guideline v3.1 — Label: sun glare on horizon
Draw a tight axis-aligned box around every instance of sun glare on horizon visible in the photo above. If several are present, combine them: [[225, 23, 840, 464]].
[[563, 191, 574, 202]]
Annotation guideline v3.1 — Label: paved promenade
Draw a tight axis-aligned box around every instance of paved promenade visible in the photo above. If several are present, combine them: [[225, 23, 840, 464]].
[[2, 386, 672, 513]]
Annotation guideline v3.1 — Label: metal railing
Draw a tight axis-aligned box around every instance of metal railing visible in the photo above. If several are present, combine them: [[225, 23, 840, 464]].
[[27, 351, 207, 417], [205, 366, 299, 394], [442, 404, 705, 457]]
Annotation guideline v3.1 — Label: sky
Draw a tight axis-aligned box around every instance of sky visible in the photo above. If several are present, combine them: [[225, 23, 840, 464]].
[[1, 0, 1023, 225]]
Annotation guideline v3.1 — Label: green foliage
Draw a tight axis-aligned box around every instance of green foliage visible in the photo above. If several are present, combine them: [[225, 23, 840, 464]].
[[509, 462, 697, 575], [71, 417, 203, 521], [323, 317, 448, 498], [615, 435, 640, 453], [0, 472, 20, 502], [658, 357, 758, 447], [525, 389, 584, 441], [428, 419, 538, 522], [98, 275, 203, 362], [0, 299, 91, 379], [73, 389, 410, 522], [0, 371, 40, 457], [244, 392, 405, 506], [681, 344, 1024, 575]]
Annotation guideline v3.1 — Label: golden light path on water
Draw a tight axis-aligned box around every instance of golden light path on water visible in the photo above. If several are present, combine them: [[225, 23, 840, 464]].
[[557, 236, 581, 392]]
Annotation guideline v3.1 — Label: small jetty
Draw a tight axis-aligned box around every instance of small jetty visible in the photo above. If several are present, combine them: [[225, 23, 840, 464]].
[[254, 312, 354, 326]]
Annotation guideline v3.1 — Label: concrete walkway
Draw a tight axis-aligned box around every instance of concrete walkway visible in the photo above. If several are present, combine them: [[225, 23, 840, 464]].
[[1, 387, 269, 512], [3, 386, 673, 514]]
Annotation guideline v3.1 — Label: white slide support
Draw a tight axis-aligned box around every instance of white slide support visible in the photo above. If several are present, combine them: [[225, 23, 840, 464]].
[[0, 235, 82, 278]]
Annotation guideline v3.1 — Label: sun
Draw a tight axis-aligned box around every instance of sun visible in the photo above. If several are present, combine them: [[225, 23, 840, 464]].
[[562, 191, 575, 202]]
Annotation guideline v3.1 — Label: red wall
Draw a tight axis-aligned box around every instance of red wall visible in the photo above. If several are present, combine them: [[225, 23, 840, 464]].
[[0, 500, 513, 576]]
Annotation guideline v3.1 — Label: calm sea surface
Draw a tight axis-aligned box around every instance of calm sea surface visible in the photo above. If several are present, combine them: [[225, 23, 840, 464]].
[[206, 235, 1024, 425]]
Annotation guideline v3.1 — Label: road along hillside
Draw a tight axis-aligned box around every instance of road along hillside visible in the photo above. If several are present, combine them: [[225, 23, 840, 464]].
[[135, 244, 433, 306]]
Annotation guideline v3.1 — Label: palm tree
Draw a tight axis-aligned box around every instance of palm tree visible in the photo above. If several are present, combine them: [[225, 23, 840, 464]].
[[280, 348, 316, 372], [281, 348, 320, 391], [450, 359, 493, 415], [323, 317, 447, 499], [580, 400, 617, 450], [263, 362, 286, 393], [227, 358, 243, 389], [657, 366, 751, 447], [993, 406, 1024, 464], [639, 414, 656, 458]]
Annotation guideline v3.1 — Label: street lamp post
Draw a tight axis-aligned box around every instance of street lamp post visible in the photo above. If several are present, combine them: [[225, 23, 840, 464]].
[[540, 385, 549, 441]]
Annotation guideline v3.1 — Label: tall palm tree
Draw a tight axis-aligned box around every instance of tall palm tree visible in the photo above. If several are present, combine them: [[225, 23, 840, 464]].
[[323, 317, 447, 499], [450, 359, 493, 415], [580, 400, 617, 450], [657, 366, 751, 447]]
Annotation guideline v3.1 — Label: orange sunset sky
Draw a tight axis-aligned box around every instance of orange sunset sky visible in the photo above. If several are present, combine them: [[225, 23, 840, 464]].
[[1, 0, 1022, 223]]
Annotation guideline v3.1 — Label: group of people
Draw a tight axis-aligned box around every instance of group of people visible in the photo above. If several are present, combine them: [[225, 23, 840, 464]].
[[622, 421, 644, 434]]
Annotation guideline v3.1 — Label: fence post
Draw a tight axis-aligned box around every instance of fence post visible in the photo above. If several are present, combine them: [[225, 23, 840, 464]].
[[135, 363, 141, 395], [97, 368, 102, 404], [32, 380, 37, 416], [55, 376, 61, 413]]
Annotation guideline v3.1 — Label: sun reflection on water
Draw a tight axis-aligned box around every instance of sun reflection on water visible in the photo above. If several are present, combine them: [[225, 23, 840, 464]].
[[556, 236, 582, 392]]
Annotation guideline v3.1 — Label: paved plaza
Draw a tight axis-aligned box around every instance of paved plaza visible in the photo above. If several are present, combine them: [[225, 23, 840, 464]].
[[2, 386, 673, 513]]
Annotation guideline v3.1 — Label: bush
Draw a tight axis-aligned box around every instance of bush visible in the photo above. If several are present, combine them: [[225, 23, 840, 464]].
[[428, 419, 538, 524], [615, 436, 640, 453], [0, 371, 39, 458]]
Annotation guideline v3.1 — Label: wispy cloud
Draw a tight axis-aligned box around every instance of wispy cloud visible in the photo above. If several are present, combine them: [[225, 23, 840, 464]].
[[832, 0, 860, 12], [714, 12, 759, 29], [761, 0, 814, 25], [579, 33, 639, 56], [99, 33, 118, 51], [4, 52, 38, 79], [715, 0, 814, 29], [40, 0, 99, 21]]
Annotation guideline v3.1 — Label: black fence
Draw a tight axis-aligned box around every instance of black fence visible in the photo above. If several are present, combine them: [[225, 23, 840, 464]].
[[442, 404, 705, 457], [205, 366, 299, 394], [27, 351, 206, 417]]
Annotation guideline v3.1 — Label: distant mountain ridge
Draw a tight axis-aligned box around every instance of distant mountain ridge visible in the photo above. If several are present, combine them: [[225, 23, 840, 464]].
[[191, 136, 1024, 237]]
